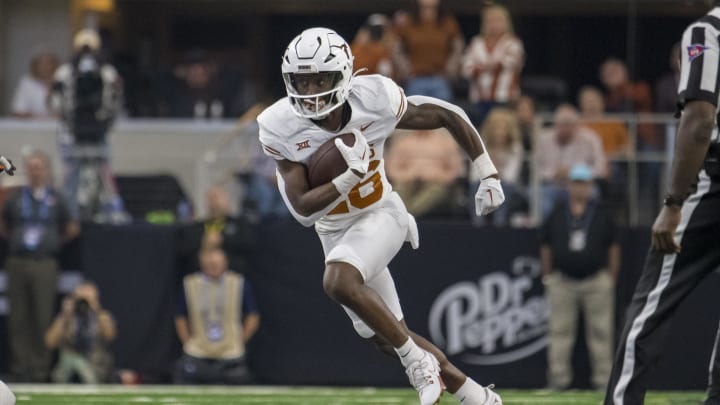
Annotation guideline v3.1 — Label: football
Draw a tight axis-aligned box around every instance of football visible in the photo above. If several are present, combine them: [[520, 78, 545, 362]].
[[306, 133, 354, 188]]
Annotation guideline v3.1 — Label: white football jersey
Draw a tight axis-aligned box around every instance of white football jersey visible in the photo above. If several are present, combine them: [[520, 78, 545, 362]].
[[258, 74, 408, 230]]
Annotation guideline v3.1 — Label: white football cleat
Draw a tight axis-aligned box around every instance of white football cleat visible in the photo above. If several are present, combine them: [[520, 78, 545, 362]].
[[405, 351, 445, 405], [480, 384, 502, 405]]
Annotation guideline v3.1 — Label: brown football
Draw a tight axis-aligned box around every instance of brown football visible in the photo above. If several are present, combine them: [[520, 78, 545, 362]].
[[306, 133, 354, 188]]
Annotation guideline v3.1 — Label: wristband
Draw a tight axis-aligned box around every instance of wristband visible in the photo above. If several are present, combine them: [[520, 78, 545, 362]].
[[473, 154, 497, 180], [331, 169, 360, 195], [663, 193, 684, 208]]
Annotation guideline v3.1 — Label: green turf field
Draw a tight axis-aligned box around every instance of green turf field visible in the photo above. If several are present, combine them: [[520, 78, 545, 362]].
[[5, 385, 708, 404]]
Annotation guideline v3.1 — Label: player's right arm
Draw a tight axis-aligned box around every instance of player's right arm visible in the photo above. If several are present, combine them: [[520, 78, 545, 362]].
[[276, 159, 345, 222], [652, 21, 719, 253], [275, 130, 370, 227]]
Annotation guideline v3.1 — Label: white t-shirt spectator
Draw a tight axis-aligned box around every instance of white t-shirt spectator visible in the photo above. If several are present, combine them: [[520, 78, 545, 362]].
[[11, 75, 51, 117]]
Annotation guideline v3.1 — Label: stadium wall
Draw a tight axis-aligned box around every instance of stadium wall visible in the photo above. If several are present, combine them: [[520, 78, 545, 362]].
[[2, 222, 718, 389]]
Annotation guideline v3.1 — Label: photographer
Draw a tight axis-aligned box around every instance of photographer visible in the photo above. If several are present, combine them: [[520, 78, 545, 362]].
[[45, 281, 116, 384], [49, 29, 126, 223]]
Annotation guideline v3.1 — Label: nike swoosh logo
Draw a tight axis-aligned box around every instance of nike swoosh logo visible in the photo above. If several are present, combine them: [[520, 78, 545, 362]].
[[360, 122, 374, 131]]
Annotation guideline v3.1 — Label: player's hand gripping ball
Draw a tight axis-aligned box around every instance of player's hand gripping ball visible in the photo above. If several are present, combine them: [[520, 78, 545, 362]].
[[307, 130, 369, 188]]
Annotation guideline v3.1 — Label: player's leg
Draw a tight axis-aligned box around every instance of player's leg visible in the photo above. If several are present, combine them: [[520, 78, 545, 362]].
[[323, 262, 408, 346], [320, 195, 445, 404], [363, 266, 500, 405], [370, 323, 500, 405], [605, 173, 720, 405]]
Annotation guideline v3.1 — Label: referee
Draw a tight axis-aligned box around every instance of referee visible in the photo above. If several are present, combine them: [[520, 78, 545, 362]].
[[605, 2, 720, 405]]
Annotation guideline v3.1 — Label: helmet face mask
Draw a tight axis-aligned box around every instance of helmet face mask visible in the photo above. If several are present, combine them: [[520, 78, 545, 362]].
[[282, 28, 354, 119], [282, 71, 343, 117]]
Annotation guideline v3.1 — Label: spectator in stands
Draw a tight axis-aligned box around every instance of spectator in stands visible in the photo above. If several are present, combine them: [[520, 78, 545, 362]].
[[578, 86, 631, 160], [0, 150, 80, 382], [471, 108, 525, 226], [164, 51, 225, 119], [655, 42, 681, 114], [516, 95, 540, 186], [535, 104, 607, 219], [541, 163, 619, 390], [599, 58, 660, 224], [579, 85, 631, 221], [599, 58, 656, 148], [395, 0, 464, 100], [50, 28, 127, 224], [11, 49, 59, 119], [174, 246, 260, 384], [461, 4, 524, 125], [45, 281, 116, 383], [351, 14, 394, 78], [385, 129, 464, 218], [177, 185, 255, 278]]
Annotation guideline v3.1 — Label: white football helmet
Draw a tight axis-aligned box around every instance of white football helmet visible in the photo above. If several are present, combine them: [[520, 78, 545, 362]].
[[282, 27, 354, 119]]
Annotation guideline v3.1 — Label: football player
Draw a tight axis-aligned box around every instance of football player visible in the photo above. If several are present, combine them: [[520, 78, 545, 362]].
[[0, 156, 15, 176], [258, 27, 503, 405]]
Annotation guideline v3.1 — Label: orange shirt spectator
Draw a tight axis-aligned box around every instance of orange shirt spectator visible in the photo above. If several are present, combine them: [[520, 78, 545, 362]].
[[351, 15, 393, 77], [578, 85, 630, 157], [599, 58, 656, 148], [395, 0, 463, 101], [397, 15, 462, 77], [584, 121, 629, 156]]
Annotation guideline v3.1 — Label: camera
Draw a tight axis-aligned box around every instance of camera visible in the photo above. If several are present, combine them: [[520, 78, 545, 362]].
[[74, 298, 91, 317]]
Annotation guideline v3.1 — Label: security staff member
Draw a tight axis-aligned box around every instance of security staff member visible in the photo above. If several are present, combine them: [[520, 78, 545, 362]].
[[605, 3, 720, 404]]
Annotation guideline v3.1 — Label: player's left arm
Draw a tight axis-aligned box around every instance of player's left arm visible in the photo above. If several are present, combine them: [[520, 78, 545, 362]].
[[397, 96, 503, 215]]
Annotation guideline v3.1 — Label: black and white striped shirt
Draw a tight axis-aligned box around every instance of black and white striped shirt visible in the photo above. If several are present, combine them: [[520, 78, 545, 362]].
[[678, 7, 720, 141]]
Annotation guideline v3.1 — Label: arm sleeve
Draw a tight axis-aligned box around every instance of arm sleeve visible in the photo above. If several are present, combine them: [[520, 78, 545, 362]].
[[176, 285, 189, 318], [380, 76, 408, 123], [503, 38, 525, 70], [55, 192, 72, 228], [605, 207, 619, 246], [461, 38, 480, 79], [539, 211, 553, 245], [677, 22, 720, 110], [241, 281, 259, 316], [257, 115, 293, 161]]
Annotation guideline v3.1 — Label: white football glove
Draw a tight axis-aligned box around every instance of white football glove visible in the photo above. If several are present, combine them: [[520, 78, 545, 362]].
[[475, 177, 505, 216], [0, 156, 15, 176], [335, 129, 370, 175]]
